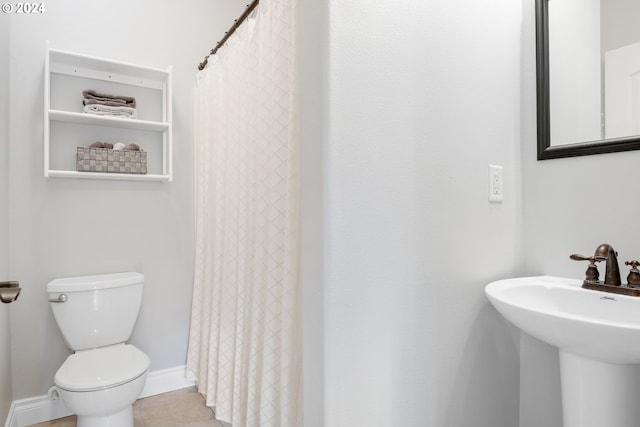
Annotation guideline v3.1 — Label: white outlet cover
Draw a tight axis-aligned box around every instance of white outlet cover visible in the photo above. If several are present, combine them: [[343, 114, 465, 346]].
[[489, 165, 503, 203]]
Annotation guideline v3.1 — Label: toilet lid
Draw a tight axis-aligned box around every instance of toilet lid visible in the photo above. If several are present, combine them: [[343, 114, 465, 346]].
[[55, 344, 150, 392]]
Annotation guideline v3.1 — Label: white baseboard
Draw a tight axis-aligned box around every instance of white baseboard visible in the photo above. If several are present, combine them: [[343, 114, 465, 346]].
[[139, 365, 195, 399], [4, 365, 196, 427], [4, 396, 71, 427]]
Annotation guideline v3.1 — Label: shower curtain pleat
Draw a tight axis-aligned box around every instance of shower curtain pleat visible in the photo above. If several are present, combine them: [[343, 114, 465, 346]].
[[187, 1, 301, 426]]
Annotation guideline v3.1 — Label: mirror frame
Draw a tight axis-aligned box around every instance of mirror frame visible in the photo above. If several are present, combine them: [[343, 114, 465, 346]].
[[536, 0, 640, 160]]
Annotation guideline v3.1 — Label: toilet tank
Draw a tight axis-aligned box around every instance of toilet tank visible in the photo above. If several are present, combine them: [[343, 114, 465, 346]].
[[47, 272, 144, 351]]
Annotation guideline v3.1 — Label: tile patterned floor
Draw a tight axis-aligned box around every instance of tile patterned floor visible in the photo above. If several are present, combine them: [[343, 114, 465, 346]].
[[28, 387, 223, 427]]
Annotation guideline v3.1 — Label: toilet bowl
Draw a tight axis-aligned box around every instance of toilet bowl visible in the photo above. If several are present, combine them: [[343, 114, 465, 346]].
[[47, 272, 149, 427], [55, 344, 149, 427]]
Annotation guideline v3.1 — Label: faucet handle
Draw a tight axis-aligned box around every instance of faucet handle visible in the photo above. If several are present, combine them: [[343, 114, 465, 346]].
[[570, 254, 603, 282], [625, 260, 640, 287], [625, 260, 640, 269], [570, 254, 606, 262]]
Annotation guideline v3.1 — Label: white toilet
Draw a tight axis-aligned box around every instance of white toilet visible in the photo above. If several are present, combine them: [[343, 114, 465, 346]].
[[47, 272, 150, 427]]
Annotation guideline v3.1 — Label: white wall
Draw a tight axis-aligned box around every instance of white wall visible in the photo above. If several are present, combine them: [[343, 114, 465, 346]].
[[322, 1, 523, 426], [0, 10, 13, 423], [6, 0, 247, 399], [521, 0, 640, 426]]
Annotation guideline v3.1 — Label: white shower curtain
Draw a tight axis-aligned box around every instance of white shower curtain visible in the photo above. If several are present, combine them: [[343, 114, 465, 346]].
[[187, 1, 301, 426]]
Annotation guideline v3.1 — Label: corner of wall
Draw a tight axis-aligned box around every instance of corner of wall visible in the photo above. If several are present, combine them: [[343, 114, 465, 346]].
[[298, 0, 328, 426], [1, 10, 14, 427]]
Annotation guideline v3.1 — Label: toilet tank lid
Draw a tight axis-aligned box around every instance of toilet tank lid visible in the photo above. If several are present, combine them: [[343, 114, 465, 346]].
[[47, 272, 144, 293]]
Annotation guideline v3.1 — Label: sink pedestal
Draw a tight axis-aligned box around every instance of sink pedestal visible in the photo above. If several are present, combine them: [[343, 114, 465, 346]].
[[560, 351, 640, 427]]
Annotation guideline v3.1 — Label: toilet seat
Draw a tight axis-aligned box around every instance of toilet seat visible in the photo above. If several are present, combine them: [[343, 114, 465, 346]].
[[55, 344, 150, 392]]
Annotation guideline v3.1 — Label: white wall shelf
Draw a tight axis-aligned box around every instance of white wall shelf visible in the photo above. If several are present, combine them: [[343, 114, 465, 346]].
[[49, 110, 170, 132], [46, 170, 171, 182], [44, 41, 173, 182]]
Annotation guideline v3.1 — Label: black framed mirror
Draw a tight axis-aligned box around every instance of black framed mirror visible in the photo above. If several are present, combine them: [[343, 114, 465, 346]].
[[536, 0, 640, 160]]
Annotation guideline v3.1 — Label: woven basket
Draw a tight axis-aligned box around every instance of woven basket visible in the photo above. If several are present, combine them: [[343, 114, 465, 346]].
[[76, 147, 147, 174]]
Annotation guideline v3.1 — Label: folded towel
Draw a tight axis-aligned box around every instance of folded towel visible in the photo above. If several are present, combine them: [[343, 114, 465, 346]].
[[83, 98, 134, 108], [82, 89, 136, 108], [83, 104, 138, 119]]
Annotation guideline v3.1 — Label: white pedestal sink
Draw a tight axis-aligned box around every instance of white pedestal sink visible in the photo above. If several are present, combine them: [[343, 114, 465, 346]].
[[486, 276, 640, 427]]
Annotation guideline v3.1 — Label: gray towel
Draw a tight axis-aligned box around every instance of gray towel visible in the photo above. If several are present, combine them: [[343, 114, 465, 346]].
[[82, 89, 136, 108]]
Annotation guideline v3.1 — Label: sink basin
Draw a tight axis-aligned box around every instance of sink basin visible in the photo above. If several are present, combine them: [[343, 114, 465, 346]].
[[486, 276, 640, 427], [485, 275, 640, 364]]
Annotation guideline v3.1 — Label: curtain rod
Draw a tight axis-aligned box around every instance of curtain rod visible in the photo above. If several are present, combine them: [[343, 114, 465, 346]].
[[198, 0, 260, 71]]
